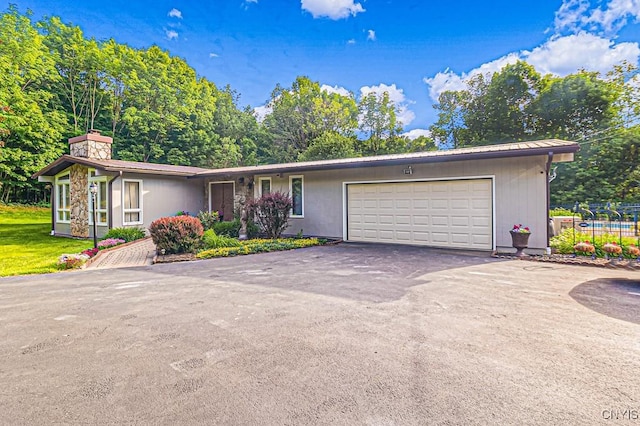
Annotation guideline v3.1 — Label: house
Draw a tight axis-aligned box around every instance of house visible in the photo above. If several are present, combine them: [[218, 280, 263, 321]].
[[34, 131, 579, 254]]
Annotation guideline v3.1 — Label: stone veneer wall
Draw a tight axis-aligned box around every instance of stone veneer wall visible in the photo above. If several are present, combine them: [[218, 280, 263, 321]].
[[69, 164, 89, 237], [69, 137, 112, 160]]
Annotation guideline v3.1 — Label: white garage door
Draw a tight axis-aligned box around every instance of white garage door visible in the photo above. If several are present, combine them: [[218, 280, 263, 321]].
[[347, 179, 493, 250]]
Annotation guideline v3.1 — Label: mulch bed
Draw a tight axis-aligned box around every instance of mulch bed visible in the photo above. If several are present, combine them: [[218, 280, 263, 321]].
[[492, 252, 640, 270], [153, 238, 343, 264], [153, 253, 196, 264]]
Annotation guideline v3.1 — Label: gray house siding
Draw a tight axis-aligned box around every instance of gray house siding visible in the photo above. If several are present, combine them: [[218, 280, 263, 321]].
[[255, 155, 549, 253], [110, 173, 206, 230]]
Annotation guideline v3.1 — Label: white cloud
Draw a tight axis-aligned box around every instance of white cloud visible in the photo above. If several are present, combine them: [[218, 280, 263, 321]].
[[402, 129, 431, 140], [360, 83, 416, 126], [555, 0, 640, 36], [525, 32, 640, 76], [165, 29, 179, 40], [347, 39, 356, 45], [168, 8, 182, 19], [423, 54, 520, 101], [321, 84, 352, 97], [242, 0, 258, 10], [423, 33, 640, 101], [301, 0, 365, 20], [367, 30, 376, 41], [209, 53, 219, 58], [253, 104, 272, 122]]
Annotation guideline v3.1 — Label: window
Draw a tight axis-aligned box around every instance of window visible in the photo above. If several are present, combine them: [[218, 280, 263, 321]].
[[289, 176, 304, 217], [123, 179, 143, 224], [55, 173, 70, 223], [259, 177, 271, 197], [89, 172, 108, 226]]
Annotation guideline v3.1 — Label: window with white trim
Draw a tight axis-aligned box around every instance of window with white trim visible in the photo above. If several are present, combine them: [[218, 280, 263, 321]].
[[89, 170, 108, 226], [123, 179, 143, 225], [259, 177, 271, 197], [289, 175, 304, 218], [55, 172, 70, 223]]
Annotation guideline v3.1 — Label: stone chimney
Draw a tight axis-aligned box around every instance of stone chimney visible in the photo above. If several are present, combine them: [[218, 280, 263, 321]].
[[68, 129, 112, 160]]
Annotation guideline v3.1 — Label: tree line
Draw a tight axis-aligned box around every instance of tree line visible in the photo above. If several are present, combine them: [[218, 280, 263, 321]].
[[428, 61, 640, 205], [0, 7, 430, 203], [1, 6, 638, 205]]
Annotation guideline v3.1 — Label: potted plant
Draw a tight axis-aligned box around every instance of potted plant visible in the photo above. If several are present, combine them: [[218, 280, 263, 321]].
[[510, 224, 531, 257]]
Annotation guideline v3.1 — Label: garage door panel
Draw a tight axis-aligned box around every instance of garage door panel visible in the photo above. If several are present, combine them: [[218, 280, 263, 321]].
[[451, 216, 469, 227], [412, 232, 430, 241], [395, 231, 411, 241], [431, 199, 448, 209], [379, 200, 394, 209], [451, 199, 470, 209], [347, 179, 493, 250]]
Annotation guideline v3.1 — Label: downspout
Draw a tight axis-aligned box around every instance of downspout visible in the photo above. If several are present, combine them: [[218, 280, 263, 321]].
[[50, 184, 55, 235], [107, 171, 122, 230], [546, 152, 553, 253]]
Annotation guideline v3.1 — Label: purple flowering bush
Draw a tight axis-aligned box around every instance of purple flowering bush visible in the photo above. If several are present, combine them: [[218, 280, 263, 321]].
[[98, 238, 126, 249]]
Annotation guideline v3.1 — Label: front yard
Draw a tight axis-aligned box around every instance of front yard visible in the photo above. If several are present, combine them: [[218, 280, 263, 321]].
[[0, 205, 91, 276]]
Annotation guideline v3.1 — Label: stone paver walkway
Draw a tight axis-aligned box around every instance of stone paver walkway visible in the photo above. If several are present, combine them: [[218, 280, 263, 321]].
[[87, 238, 156, 269]]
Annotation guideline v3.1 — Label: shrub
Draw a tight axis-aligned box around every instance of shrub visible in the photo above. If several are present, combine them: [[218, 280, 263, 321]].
[[212, 218, 260, 239], [202, 229, 241, 249], [549, 207, 576, 217], [103, 227, 146, 242], [197, 211, 219, 231], [550, 228, 638, 258], [149, 216, 204, 254], [246, 192, 293, 239]]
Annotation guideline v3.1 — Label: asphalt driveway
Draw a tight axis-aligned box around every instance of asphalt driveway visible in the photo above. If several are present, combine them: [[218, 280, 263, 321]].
[[1, 243, 638, 425]]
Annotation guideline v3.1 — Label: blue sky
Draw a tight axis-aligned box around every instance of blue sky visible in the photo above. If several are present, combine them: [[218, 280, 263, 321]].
[[10, 0, 640, 138]]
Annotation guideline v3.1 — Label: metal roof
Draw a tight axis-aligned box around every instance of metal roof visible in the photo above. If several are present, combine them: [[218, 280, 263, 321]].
[[32, 155, 211, 178], [33, 139, 579, 180], [193, 139, 579, 178]]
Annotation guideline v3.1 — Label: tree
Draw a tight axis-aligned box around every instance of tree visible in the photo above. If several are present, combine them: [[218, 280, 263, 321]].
[[0, 6, 66, 203], [532, 71, 619, 140], [464, 61, 541, 144], [430, 90, 468, 148], [298, 131, 358, 161], [40, 16, 108, 134], [263, 76, 358, 162], [357, 90, 404, 155]]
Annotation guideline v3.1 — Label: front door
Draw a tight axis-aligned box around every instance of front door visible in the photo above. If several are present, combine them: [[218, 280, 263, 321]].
[[210, 182, 234, 221]]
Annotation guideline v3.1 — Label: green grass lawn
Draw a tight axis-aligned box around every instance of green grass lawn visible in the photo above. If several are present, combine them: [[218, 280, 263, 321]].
[[0, 204, 93, 277]]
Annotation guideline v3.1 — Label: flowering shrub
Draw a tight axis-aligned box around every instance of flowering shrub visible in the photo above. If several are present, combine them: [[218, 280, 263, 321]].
[[511, 224, 530, 233], [602, 242, 622, 255], [627, 245, 640, 258], [98, 238, 126, 249], [81, 247, 99, 258], [57, 253, 90, 270], [573, 241, 595, 255], [246, 192, 293, 239], [149, 216, 204, 254]]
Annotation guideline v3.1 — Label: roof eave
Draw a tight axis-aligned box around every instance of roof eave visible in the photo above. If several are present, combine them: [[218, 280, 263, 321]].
[[192, 143, 580, 178]]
